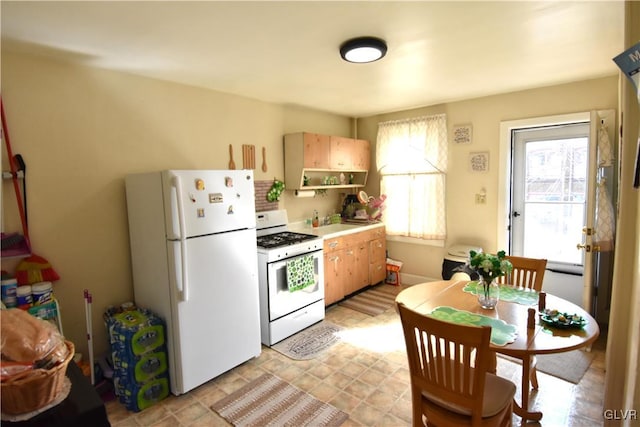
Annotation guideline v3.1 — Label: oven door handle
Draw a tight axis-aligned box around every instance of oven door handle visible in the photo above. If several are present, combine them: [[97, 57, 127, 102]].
[[270, 252, 320, 271]]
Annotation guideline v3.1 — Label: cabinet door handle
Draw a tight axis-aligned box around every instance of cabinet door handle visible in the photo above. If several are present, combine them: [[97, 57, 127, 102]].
[[328, 241, 338, 249]]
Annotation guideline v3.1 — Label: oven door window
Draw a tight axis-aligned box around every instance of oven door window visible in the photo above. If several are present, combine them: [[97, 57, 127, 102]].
[[267, 251, 324, 321]]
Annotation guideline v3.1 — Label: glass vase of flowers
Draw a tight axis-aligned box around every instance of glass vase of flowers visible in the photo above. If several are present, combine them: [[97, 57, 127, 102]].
[[468, 250, 513, 309]]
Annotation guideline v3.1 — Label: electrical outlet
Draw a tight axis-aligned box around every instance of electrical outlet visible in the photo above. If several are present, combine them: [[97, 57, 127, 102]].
[[475, 193, 486, 204]]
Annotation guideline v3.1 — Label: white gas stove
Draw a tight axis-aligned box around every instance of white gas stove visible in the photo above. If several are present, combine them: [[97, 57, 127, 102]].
[[255, 210, 325, 345]]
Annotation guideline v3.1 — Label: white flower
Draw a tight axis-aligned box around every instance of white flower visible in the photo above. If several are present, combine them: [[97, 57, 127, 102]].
[[480, 259, 493, 273]]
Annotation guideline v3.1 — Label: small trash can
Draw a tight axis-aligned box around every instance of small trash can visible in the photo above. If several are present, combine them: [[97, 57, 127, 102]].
[[442, 244, 482, 280]]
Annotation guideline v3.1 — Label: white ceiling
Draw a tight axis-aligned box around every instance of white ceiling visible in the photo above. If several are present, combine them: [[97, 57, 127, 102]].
[[1, 1, 625, 117]]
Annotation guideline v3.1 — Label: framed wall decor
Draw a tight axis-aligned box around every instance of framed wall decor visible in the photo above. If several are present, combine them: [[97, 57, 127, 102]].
[[453, 124, 473, 145], [469, 151, 489, 173]]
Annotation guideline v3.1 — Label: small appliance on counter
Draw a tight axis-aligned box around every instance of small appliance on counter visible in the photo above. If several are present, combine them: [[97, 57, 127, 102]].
[[341, 194, 362, 220]]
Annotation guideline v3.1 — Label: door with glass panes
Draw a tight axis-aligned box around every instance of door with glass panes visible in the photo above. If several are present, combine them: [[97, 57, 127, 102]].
[[508, 111, 616, 323]]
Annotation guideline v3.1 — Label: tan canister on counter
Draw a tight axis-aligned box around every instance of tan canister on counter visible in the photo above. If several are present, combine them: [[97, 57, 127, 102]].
[[32, 281, 53, 305]]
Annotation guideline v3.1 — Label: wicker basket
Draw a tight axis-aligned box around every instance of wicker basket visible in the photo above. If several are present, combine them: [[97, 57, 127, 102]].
[[1, 340, 75, 415]]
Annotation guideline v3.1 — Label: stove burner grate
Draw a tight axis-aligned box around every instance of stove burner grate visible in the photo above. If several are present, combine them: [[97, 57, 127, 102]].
[[257, 231, 318, 249]]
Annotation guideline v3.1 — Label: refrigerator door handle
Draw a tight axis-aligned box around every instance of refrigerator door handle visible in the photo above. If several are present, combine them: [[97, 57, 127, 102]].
[[171, 175, 189, 302]]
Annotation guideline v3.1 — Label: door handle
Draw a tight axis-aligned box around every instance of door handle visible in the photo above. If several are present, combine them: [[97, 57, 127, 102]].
[[576, 243, 592, 252]]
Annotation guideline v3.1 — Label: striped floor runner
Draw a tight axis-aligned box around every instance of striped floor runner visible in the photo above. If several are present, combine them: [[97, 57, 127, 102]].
[[338, 284, 401, 316], [211, 373, 348, 427]]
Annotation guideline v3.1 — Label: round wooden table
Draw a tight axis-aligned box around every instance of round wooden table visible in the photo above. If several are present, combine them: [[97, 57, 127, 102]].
[[395, 279, 600, 422]]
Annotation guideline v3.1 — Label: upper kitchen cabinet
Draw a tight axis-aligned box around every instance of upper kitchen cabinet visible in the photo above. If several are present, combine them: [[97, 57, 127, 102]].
[[328, 136, 370, 170], [302, 133, 331, 168], [284, 132, 370, 190]]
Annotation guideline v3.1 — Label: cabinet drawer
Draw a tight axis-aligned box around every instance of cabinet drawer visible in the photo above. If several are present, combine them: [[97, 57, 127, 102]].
[[369, 237, 386, 262], [365, 226, 386, 240], [324, 236, 346, 253], [369, 259, 387, 285], [324, 233, 365, 253]]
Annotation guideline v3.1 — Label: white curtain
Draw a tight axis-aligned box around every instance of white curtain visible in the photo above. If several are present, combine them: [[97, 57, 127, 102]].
[[597, 121, 614, 167], [376, 114, 448, 239], [594, 178, 615, 252], [595, 118, 616, 252]]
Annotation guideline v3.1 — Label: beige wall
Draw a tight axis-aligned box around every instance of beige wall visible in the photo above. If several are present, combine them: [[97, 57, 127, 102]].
[[1, 51, 350, 357], [357, 76, 619, 281]]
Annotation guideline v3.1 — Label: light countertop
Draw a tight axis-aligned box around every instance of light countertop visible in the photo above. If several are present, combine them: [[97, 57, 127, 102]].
[[288, 221, 384, 239]]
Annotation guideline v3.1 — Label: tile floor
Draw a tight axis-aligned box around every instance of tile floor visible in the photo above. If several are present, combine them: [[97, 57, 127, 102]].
[[105, 288, 607, 427]]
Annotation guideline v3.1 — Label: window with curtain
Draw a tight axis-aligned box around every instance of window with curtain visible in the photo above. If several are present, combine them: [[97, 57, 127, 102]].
[[376, 114, 448, 240]]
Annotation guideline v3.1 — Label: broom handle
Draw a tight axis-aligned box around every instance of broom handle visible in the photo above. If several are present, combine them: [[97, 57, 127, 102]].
[[88, 293, 94, 385], [0, 97, 30, 242], [84, 290, 95, 385]]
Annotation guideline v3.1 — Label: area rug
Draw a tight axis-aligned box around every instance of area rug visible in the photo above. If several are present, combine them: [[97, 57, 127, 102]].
[[211, 373, 348, 427], [338, 284, 401, 316], [271, 321, 343, 360], [499, 348, 595, 384]]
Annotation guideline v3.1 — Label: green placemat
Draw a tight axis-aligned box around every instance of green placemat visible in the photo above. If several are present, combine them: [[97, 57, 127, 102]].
[[429, 306, 518, 346], [463, 281, 539, 306]]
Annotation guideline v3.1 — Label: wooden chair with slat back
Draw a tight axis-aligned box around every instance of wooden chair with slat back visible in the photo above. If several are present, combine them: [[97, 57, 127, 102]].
[[397, 302, 516, 427], [497, 256, 547, 292], [496, 255, 547, 390]]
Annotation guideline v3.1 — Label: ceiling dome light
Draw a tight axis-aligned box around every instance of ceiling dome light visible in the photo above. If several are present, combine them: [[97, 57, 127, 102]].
[[340, 37, 387, 63]]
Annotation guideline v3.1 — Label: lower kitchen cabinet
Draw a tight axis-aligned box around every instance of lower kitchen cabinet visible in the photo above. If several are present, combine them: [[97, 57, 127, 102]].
[[369, 237, 387, 284], [344, 239, 369, 296], [324, 250, 345, 306], [323, 225, 386, 306], [323, 235, 348, 305]]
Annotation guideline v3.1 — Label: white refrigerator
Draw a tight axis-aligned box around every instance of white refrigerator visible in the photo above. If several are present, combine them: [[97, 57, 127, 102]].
[[125, 170, 261, 395]]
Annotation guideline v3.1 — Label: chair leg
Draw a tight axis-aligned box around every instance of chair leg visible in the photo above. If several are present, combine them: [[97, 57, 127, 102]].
[[530, 356, 539, 390], [489, 350, 497, 374], [413, 391, 426, 427]]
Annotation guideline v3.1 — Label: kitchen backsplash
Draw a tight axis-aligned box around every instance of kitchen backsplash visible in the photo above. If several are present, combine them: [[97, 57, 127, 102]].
[[255, 180, 280, 212]]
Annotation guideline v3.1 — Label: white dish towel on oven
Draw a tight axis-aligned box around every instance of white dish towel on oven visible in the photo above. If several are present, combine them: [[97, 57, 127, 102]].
[[286, 255, 315, 292]]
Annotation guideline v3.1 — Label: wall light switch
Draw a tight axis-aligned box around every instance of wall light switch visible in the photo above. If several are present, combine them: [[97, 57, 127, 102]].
[[475, 193, 486, 204]]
